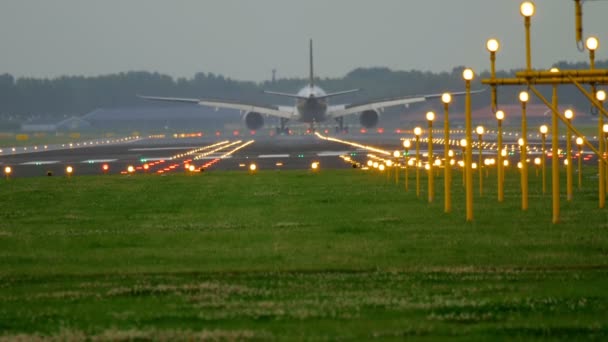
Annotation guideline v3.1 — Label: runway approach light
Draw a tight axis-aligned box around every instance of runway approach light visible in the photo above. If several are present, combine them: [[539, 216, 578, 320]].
[[311, 161, 320, 171], [520, 1, 535, 17], [188, 165, 196, 172], [66, 166, 73, 176], [102, 164, 109, 173], [127, 166, 135, 173], [4, 166, 11, 178], [249, 163, 257, 172]]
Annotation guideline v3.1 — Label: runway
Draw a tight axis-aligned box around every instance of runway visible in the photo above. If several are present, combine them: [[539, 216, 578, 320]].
[[0, 130, 595, 178], [0, 134, 377, 177]]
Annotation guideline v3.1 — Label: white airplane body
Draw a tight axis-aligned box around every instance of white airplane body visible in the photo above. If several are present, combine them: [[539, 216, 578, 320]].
[[141, 40, 479, 134]]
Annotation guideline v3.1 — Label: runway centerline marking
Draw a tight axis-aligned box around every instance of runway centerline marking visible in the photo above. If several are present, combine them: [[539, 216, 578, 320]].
[[20, 161, 60, 165], [258, 154, 290, 158], [129, 147, 200, 151], [198, 156, 233, 160], [316, 151, 350, 157], [139, 157, 172, 162], [81, 159, 117, 163]]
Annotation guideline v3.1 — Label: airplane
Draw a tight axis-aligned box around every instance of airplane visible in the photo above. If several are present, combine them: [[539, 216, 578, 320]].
[[140, 40, 481, 134]]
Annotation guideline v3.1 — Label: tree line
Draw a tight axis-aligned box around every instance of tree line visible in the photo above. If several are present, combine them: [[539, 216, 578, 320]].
[[0, 59, 606, 122]]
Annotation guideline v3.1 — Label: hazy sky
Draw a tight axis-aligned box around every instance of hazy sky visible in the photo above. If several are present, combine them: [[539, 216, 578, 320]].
[[1, 0, 607, 82]]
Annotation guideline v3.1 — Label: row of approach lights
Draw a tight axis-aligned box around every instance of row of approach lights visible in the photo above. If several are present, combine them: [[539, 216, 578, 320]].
[[4, 165, 75, 178], [247, 161, 320, 172], [338, 1, 604, 223], [3, 161, 324, 177]]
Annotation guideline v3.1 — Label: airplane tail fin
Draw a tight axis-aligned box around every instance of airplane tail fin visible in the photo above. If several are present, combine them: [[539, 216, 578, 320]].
[[309, 39, 314, 88], [263, 40, 360, 99]]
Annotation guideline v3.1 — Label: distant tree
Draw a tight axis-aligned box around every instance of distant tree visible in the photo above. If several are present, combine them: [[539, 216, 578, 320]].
[[0, 60, 606, 120]]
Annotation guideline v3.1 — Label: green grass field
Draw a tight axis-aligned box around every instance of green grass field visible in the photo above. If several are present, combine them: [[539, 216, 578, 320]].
[[0, 167, 607, 340]]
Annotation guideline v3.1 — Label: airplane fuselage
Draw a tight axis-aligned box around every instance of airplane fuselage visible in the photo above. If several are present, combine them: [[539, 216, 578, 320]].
[[295, 85, 328, 123]]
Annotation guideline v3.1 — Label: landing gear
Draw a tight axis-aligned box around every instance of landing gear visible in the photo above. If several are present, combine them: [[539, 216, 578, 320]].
[[275, 127, 289, 135], [334, 117, 348, 134], [334, 125, 349, 134], [275, 118, 289, 135], [309, 119, 317, 134]]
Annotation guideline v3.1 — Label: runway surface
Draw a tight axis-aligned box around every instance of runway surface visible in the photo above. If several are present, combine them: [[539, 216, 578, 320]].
[[0, 134, 378, 177], [0, 131, 595, 178]]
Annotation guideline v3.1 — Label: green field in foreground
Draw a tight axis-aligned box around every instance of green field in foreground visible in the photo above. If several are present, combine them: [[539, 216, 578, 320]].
[[0, 168, 607, 340]]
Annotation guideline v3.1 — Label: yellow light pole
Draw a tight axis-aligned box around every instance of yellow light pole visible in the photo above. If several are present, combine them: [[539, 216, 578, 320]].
[[496, 110, 505, 202], [549, 67, 560, 223], [403, 139, 411, 191], [463, 68, 475, 221], [520, 1, 535, 71], [604, 123, 608, 194], [442, 93, 452, 212], [426, 111, 435, 203], [487, 38, 500, 111], [564, 109, 574, 200], [597, 90, 606, 208], [539, 124, 548, 195], [460, 138, 467, 187], [587, 36, 598, 70], [519, 91, 530, 211], [577, 137, 584, 190], [534, 157, 541, 177], [414, 127, 422, 198], [476, 125, 485, 196], [393, 150, 400, 184]]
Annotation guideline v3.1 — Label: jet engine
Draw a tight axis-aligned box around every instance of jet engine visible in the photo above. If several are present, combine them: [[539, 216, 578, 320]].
[[359, 110, 379, 128], [243, 112, 264, 130]]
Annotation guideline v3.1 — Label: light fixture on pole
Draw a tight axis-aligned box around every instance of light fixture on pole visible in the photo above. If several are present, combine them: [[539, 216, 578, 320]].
[[403, 139, 411, 191], [463, 68, 475, 221], [564, 109, 574, 200], [520, 1, 536, 71], [476, 125, 485, 196], [426, 111, 436, 203], [486, 38, 500, 111], [66, 166, 74, 178], [460, 138, 467, 187], [519, 90, 530, 211], [539, 124, 548, 195], [604, 123, 608, 195], [393, 150, 400, 184], [586, 36, 599, 69], [576, 137, 584, 190], [496, 110, 505, 202], [549, 67, 560, 223], [597, 89, 606, 208], [414, 127, 422, 198], [442, 93, 452, 213]]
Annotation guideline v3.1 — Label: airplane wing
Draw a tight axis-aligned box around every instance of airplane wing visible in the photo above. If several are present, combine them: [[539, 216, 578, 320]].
[[138, 95, 294, 119], [327, 89, 484, 118]]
